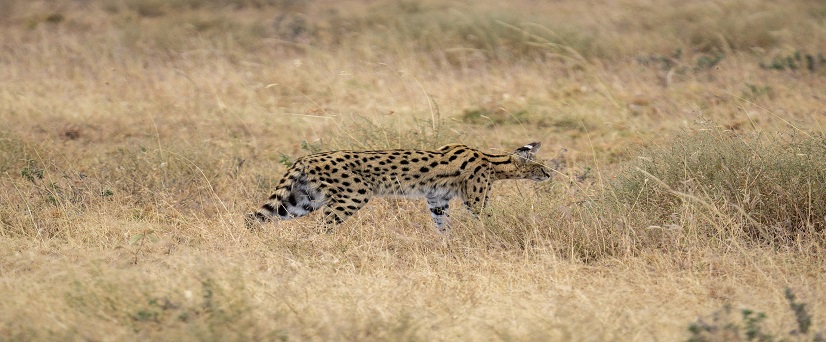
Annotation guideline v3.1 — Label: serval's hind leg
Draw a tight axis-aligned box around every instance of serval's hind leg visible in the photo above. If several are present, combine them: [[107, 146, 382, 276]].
[[426, 194, 452, 234], [320, 191, 370, 233]]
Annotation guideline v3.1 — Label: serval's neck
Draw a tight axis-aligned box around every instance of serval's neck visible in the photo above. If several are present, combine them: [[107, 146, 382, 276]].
[[485, 153, 521, 180]]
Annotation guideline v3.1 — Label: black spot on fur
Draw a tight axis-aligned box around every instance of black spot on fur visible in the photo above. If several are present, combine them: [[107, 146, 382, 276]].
[[437, 171, 461, 178]]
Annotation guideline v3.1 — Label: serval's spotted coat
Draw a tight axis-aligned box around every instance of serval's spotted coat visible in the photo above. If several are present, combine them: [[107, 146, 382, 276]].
[[247, 142, 563, 233]]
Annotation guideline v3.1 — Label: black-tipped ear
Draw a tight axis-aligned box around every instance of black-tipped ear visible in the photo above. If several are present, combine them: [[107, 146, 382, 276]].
[[514, 142, 541, 160]]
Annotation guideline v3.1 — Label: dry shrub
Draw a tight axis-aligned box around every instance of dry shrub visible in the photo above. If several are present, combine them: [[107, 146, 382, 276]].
[[609, 128, 826, 246]]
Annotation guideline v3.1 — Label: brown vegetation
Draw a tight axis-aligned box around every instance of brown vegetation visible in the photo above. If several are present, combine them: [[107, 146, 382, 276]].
[[1, 0, 825, 340]]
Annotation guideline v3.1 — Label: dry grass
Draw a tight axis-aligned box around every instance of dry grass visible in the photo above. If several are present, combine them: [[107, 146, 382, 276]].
[[2, 0, 826, 340]]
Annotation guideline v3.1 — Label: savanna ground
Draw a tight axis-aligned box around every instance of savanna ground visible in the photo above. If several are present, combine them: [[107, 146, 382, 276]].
[[2, 0, 826, 340]]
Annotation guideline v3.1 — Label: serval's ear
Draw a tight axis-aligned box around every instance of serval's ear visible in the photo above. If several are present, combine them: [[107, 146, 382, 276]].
[[514, 142, 541, 161]]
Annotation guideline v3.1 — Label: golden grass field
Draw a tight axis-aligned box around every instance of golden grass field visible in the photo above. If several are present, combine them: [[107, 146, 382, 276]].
[[2, 0, 825, 340]]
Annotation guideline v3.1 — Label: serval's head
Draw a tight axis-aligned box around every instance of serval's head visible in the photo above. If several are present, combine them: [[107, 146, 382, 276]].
[[511, 142, 566, 182]]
